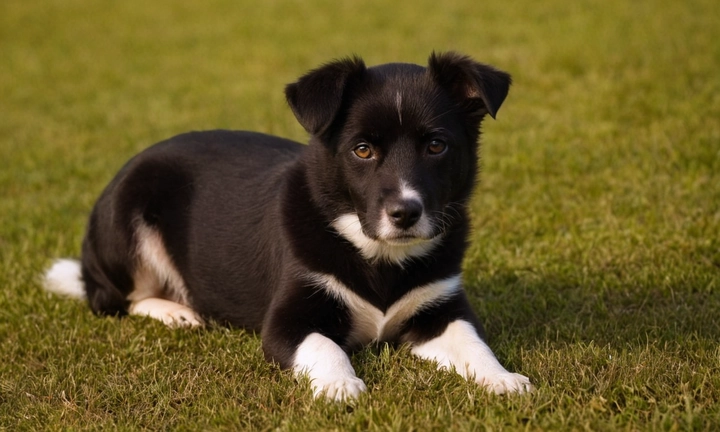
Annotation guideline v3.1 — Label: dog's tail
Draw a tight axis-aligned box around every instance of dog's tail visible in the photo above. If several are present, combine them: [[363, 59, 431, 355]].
[[43, 259, 86, 300]]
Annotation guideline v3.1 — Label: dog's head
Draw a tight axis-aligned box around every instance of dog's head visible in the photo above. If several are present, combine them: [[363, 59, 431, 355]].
[[286, 52, 511, 264]]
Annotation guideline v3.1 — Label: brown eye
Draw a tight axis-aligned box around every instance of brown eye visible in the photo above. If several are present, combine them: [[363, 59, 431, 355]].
[[353, 144, 373, 159], [428, 140, 447, 155]]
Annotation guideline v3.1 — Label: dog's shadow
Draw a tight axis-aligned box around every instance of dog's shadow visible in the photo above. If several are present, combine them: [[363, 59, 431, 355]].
[[464, 265, 718, 366]]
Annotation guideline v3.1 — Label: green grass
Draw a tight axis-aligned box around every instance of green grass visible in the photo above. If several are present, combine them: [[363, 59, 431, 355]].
[[1, 0, 719, 429]]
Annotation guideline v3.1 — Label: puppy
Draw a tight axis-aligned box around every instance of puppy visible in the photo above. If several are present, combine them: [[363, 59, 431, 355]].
[[44, 52, 533, 400]]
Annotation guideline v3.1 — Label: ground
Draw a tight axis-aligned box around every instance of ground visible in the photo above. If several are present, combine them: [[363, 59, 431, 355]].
[[1, 0, 719, 430]]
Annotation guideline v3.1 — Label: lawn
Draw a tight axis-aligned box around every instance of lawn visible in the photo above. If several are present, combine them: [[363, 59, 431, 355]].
[[1, 0, 719, 430]]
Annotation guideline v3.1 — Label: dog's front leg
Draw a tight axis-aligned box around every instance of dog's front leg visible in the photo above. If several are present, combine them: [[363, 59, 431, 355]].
[[405, 294, 533, 394], [261, 283, 366, 401], [411, 319, 533, 394], [292, 332, 367, 400]]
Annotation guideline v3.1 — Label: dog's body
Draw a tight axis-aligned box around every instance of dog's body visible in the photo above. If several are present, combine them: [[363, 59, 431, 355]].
[[44, 52, 532, 399]]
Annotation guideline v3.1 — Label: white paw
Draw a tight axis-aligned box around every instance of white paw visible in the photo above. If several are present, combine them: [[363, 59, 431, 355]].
[[477, 372, 534, 394], [129, 298, 203, 328], [311, 376, 367, 401], [159, 307, 203, 328], [293, 332, 367, 401], [410, 320, 534, 395]]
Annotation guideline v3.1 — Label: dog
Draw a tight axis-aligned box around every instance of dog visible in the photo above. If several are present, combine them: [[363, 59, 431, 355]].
[[44, 52, 533, 400]]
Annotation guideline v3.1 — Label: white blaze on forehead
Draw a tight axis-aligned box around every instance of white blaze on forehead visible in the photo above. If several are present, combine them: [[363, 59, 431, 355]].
[[400, 181, 421, 202], [396, 91, 403, 125]]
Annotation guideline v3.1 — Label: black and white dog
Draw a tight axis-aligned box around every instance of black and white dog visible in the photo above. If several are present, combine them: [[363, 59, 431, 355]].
[[44, 52, 532, 400]]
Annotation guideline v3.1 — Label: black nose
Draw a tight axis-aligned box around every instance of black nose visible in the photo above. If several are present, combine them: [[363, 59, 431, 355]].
[[386, 199, 423, 229]]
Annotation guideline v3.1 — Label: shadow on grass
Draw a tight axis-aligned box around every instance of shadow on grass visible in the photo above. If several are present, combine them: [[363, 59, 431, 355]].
[[469, 264, 720, 350]]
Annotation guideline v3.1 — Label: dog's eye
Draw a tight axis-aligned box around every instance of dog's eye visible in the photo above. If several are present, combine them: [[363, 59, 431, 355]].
[[427, 140, 447, 155], [353, 144, 373, 159]]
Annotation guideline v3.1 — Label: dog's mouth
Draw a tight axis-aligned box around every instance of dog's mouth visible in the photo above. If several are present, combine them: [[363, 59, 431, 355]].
[[376, 217, 444, 246], [383, 236, 423, 246], [381, 233, 440, 246]]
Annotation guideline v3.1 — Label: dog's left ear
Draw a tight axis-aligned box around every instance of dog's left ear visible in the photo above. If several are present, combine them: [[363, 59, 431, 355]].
[[285, 57, 367, 136], [428, 52, 512, 119]]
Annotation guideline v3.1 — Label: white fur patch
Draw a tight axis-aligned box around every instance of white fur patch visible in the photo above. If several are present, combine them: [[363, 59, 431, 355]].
[[129, 224, 190, 305], [129, 297, 202, 327], [400, 181, 422, 202], [411, 320, 533, 394], [376, 182, 433, 242], [331, 213, 440, 264], [309, 272, 461, 346], [127, 224, 201, 327], [43, 259, 86, 299], [293, 332, 367, 400]]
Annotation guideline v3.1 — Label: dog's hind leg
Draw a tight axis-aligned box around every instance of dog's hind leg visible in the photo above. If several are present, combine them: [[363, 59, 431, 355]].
[[126, 224, 203, 328], [128, 298, 202, 327], [80, 213, 135, 317]]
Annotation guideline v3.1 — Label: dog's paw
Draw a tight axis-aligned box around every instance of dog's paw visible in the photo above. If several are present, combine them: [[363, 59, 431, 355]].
[[477, 372, 534, 395], [311, 376, 367, 401], [293, 332, 366, 402], [161, 307, 203, 328], [129, 298, 203, 328]]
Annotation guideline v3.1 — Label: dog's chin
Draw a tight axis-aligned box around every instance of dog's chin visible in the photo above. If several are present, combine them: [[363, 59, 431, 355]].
[[381, 235, 437, 247]]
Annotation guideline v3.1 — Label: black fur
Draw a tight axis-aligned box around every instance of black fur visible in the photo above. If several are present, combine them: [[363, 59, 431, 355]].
[[80, 52, 511, 372]]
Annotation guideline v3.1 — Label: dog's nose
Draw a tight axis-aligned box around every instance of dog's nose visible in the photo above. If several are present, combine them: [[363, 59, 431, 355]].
[[386, 199, 423, 229]]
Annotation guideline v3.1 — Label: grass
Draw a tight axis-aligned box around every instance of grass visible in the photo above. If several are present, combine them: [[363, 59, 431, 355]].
[[1, 0, 719, 429]]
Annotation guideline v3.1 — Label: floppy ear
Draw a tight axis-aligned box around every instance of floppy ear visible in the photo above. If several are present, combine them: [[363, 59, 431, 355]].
[[285, 57, 367, 135], [428, 51, 512, 119]]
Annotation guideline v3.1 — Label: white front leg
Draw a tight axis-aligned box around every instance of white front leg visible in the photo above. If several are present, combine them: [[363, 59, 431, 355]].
[[411, 320, 533, 394], [292, 333, 367, 401]]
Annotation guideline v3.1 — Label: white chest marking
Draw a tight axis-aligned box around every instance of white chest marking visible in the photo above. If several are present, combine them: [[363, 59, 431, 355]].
[[309, 272, 461, 346]]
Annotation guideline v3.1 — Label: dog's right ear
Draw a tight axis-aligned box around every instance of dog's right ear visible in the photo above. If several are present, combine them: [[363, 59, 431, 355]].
[[285, 57, 367, 136]]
